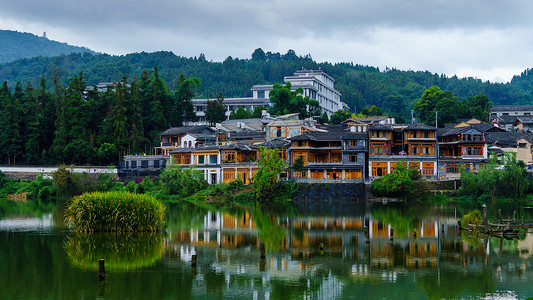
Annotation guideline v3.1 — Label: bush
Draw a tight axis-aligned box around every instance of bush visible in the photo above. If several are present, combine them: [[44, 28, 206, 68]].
[[461, 209, 482, 226], [65, 191, 166, 232], [371, 162, 413, 197]]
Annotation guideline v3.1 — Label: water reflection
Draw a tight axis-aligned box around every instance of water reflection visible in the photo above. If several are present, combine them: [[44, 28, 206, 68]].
[[64, 233, 165, 271], [0, 201, 533, 299]]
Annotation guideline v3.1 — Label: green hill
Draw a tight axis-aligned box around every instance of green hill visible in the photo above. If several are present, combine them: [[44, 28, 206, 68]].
[[0, 30, 95, 64], [0, 48, 532, 114]]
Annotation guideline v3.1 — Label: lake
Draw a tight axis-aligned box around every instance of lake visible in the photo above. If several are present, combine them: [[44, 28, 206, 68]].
[[0, 200, 532, 299]]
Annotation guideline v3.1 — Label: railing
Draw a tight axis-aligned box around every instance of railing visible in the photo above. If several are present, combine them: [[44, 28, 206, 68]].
[[306, 161, 343, 165], [293, 177, 363, 184]]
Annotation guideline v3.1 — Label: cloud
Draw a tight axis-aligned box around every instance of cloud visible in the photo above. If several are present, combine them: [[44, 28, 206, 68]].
[[1, 0, 533, 82]]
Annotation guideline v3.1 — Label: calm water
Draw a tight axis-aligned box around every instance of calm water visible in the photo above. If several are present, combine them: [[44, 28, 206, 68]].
[[1, 201, 533, 299]]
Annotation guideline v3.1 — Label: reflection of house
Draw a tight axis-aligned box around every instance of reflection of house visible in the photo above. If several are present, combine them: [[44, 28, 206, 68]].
[[368, 124, 438, 180]]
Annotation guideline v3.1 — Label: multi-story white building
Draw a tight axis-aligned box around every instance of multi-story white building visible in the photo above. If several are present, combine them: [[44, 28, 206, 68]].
[[252, 69, 348, 116], [187, 69, 349, 125]]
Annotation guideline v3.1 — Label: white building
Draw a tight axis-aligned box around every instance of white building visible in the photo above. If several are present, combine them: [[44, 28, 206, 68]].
[[187, 69, 349, 125]]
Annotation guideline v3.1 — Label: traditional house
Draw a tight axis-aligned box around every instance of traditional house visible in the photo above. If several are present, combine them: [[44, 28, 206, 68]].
[[220, 144, 258, 184], [266, 113, 325, 141], [487, 132, 533, 165], [289, 130, 367, 182], [168, 146, 221, 184], [368, 124, 438, 180], [437, 124, 505, 179], [155, 126, 215, 155], [513, 116, 533, 132]]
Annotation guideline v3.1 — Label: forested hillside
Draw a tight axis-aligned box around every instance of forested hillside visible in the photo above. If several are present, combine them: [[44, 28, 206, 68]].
[[0, 30, 95, 64], [1, 48, 533, 119]]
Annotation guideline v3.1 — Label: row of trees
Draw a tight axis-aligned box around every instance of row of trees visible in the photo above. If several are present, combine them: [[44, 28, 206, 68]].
[[0, 66, 204, 165], [1, 49, 530, 122]]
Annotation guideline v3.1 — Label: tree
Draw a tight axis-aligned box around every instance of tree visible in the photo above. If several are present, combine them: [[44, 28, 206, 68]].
[[268, 82, 310, 117], [361, 105, 383, 116], [462, 93, 492, 122], [230, 107, 253, 119], [371, 162, 413, 196], [252, 105, 268, 118], [0, 81, 23, 164], [320, 112, 329, 124], [253, 148, 288, 202], [329, 109, 352, 124], [174, 74, 200, 126], [414, 86, 463, 127], [251, 48, 266, 61], [205, 92, 226, 125]]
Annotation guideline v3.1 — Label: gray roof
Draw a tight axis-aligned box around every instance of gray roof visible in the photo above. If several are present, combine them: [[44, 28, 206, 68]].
[[491, 105, 533, 112], [290, 132, 367, 141], [486, 132, 533, 146], [515, 116, 533, 124], [438, 124, 506, 137], [255, 139, 291, 148], [370, 123, 436, 131], [159, 126, 214, 136]]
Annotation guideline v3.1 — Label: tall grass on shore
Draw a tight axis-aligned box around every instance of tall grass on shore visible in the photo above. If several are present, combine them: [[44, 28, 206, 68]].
[[65, 191, 166, 232]]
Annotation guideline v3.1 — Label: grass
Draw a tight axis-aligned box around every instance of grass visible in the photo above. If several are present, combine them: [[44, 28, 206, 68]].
[[65, 191, 166, 232]]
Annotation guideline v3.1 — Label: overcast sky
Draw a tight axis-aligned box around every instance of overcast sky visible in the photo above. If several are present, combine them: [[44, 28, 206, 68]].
[[1, 0, 532, 83]]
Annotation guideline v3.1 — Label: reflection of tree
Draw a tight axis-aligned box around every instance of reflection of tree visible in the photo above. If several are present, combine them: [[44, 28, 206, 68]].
[[166, 202, 209, 230], [253, 205, 287, 251], [0, 198, 55, 221], [64, 233, 164, 271], [417, 268, 495, 300], [371, 206, 421, 237]]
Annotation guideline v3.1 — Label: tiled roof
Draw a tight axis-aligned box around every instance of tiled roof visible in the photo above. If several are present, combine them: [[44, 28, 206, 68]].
[[515, 116, 533, 124], [486, 132, 533, 145], [290, 132, 367, 141], [255, 139, 291, 148], [491, 105, 533, 112], [159, 126, 213, 136]]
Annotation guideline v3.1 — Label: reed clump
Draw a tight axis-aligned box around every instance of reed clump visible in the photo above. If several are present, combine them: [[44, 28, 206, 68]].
[[65, 191, 166, 232]]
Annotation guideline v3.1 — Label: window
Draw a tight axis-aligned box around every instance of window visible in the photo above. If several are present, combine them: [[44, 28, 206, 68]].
[[423, 131, 430, 138], [350, 140, 358, 147], [125, 161, 130, 169], [276, 127, 282, 137], [141, 160, 148, 168], [372, 146, 384, 154], [198, 155, 205, 164], [154, 160, 159, 168], [257, 90, 265, 98], [289, 128, 298, 137], [349, 154, 357, 163], [210, 155, 217, 164], [131, 161, 137, 168]]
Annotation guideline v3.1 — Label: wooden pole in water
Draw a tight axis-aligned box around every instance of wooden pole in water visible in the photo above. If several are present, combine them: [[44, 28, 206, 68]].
[[191, 254, 197, 267], [389, 228, 394, 241], [259, 243, 266, 259], [413, 229, 417, 238], [441, 224, 445, 233], [98, 259, 106, 281], [364, 226, 369, 243]]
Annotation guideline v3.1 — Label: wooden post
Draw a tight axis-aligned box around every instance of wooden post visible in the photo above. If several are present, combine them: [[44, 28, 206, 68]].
[[260, 258, 266, 272], [457, 220, 462, 230], [413, 229, 417, 238], [498, 209, 502, 224], [364, 226, 369, 243], [389, 228, 394, 241], [191, 254, 197, 267], [441, 224, 445, 233], [98, 259, 106, 281], [260, 242, 266, 259]]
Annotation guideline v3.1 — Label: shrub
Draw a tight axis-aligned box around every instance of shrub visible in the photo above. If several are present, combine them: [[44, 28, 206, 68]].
[[371, 162, 413, 197], [65, 191, 166, 232], [461, 209, 482, 226]]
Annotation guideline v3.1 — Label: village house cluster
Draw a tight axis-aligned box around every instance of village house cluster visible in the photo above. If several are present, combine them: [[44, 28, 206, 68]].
[[118, 112, 533, 183], [117, 69, 533, 183]]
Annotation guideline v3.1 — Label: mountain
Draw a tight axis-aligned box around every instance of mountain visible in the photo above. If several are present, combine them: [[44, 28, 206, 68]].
[[0, 30, 95, 64], [0, 49, 532, 115]]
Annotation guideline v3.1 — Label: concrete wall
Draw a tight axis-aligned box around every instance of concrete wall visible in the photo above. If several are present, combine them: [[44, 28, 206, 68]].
[[293, 183, 365, 204]]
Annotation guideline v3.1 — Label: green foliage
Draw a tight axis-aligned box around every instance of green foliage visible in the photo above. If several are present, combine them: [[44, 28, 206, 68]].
[[157, 167, 207, 197], [65, 191, 166, 232], [253, 148, 290, 202], [371, 162, 414, 197], [205, 93, 226, 125], [268, 82, 313, 117], [229, 107, 253, 119], [458, 153, 531, 201], [320, 112, 329, 124], [329, 109, 352, 124], [64, 233, 164, 271], [461, 209, 482, 226], [293, 157, 304, 172], [414, 86, 463, 127], [360, 105, 383, 116]]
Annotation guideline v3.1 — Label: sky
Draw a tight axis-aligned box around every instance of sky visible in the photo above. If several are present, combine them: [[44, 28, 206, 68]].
[[1, 0, 532, 83]]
